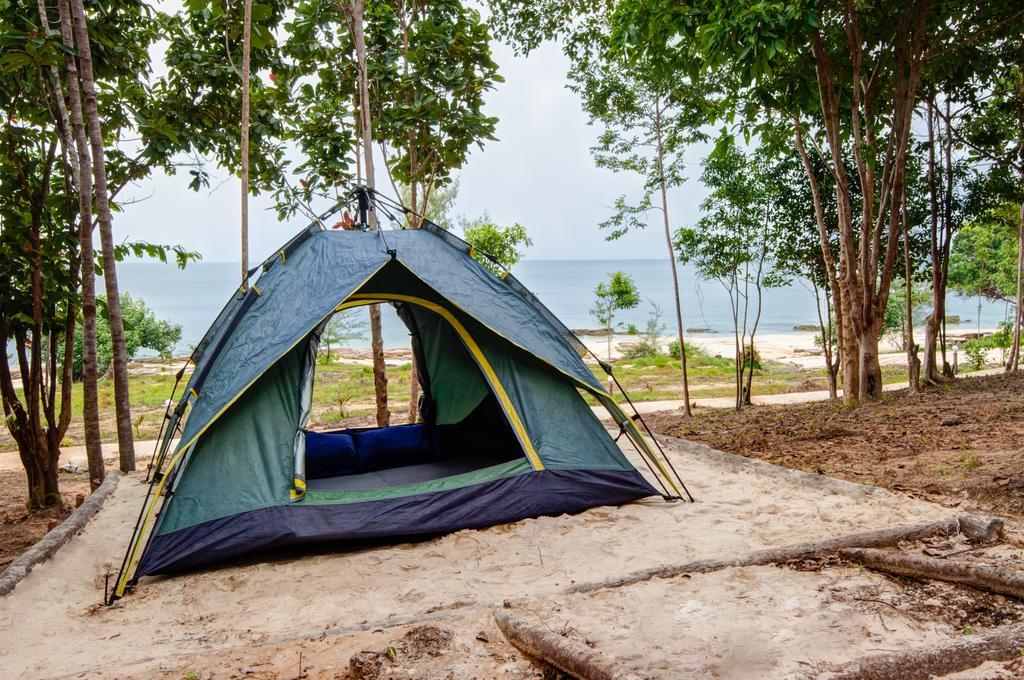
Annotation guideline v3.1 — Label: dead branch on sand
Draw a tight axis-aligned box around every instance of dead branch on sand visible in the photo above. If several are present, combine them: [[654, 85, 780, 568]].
[[493, 610, 642, 680], [840, 547, 1024, 599], [821, 622, 1024, 680], [568, 515, 999, 594]]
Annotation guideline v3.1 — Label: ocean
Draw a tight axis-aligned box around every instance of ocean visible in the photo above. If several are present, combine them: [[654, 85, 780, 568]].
[[108, 259, 1012, 355]]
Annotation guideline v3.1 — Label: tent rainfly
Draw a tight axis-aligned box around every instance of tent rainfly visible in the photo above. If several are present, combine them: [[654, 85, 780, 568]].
[[110, 192, 690, 602]]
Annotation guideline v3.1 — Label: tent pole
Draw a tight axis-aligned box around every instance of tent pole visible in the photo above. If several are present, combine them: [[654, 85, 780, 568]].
[[609, 371, 694, 503], [618, 424, 672, 499], [145, 366, 185, 483]]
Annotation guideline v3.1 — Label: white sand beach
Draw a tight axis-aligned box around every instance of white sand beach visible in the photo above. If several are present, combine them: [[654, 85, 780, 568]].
[[0, 437, 976, 679]]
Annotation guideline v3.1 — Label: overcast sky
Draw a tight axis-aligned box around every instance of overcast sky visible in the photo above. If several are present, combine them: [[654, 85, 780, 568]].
[[116, 30, 713, 263]]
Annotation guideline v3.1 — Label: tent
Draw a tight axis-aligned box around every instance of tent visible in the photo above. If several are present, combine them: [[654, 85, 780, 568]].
[[111, 194, 689, 601]]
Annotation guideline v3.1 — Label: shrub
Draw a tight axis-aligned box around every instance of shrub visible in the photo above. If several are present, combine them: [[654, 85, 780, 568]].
[[962, 342, 986, 371], [71, 294, 181, 379], [621, 303, 665, 360]]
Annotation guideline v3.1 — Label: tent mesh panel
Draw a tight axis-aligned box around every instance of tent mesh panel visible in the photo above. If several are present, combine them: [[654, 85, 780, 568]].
[[418, 222, 590, 359]]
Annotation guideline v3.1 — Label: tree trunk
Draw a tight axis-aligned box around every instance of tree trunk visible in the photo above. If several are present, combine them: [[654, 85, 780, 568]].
[[654, 96, 691, 417], [813, 280, 838, 400], [70, 0, 135, 471], [349, 0, 389, 426], [922, 98, 944, 384], [1007, 202, 1023, 373], [57, 0, 104, 491], [23, 446, 62, 511], [240, 0, 252, 287], [857, 329, 883, 400], [902, 198, 919, 392]]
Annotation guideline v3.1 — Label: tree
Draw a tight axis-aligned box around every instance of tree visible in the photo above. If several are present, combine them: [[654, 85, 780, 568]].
[[676, 141, 774, 410], [763, 143, 843, 399], [949, 206, 1022, 304], [67, 0, 138, 472], [461, 216, 532, 275], [54, 0, 103, 489], [0, 68, 78, 507], [239, 0, 254, 287], [590, 272, 640, 393], [2, 0, 207, 503], [486, 0, 705, 417], [612, 0, 1024, 402], [941, 62, 1024, 372], [365, 1, 500, 423], [319, 309, 368, 363], [338, 0, 390, 429], [71, 295, 183, 379]]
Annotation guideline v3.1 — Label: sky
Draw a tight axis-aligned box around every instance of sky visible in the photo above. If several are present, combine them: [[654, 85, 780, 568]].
[[115, 29, 714, 263]]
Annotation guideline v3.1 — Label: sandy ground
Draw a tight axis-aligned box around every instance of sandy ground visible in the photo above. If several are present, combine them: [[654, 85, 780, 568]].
[[578, 328, 1002, 369], [0, 436, 973, 679]]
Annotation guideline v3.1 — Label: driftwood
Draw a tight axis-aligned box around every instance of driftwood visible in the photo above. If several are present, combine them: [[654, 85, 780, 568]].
[[568, 516, 970, 594], [493, 610, 642, 680], [958, 514, 1005, 542], [840, 547, 1024, 599], [823, 622, 1024, 680]]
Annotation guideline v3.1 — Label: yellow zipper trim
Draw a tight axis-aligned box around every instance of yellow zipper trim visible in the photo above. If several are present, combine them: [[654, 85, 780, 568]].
[[342, 294, 543, 471]]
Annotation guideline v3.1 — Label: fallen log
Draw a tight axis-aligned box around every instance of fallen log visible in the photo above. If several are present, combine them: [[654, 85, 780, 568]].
[[822, 622, 1024, 680], [958, 515, 1005, 542], [493, 610, 642, 680], [569, 516, 972, 594], [840, 547, 1024, 599]]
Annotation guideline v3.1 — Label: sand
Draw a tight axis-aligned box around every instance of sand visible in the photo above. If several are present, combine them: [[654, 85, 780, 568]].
[[0, 439, 982, 678], [579, 328, 1003, 370]]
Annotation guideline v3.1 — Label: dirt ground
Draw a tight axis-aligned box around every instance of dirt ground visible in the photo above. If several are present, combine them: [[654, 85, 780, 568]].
[[648, 373, 1024, 520], [0, 468, 91, 570]]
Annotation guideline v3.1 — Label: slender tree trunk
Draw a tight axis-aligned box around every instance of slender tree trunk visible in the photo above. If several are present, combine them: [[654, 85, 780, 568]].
[[29, 202, 57, 508], [350, 0, 389, 426], [57, 0, 104, 489], [653, 97, 692, 416], [902, 196, 920, 392], [812, 280, 838, 400], [922, 99, 944, 383], [1008, 202, 1024, 373], [70, 0, 135, 471], [239, 0, 252, 288]]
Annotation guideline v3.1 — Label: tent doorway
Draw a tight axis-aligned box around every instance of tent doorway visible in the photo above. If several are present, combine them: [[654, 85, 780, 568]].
[[298, 296, 534, 497]]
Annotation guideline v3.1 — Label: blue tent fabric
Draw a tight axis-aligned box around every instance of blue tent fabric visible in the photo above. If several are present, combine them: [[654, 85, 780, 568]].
[[177, 229, 603, 452], [121, 223, 669, 588], [138, 468, 657, 576]]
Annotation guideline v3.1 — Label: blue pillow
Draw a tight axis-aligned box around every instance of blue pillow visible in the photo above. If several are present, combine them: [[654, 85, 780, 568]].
[[351, 423, 440, 471], [305, 431, 358, 479]]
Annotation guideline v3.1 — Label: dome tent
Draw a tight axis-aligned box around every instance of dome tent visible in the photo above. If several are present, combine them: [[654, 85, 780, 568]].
[[111, 195, 690, 601]]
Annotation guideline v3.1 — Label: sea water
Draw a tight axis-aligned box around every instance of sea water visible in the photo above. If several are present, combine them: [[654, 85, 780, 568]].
[[108, 259, 1011, 355]]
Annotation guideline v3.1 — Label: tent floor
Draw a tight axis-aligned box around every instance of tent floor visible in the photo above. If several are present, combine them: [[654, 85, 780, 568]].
[[306, 448, 517, 492]]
